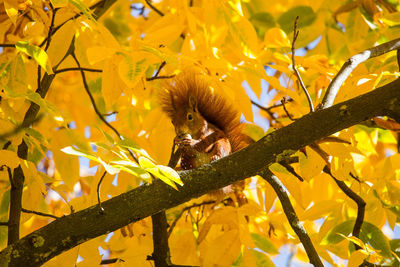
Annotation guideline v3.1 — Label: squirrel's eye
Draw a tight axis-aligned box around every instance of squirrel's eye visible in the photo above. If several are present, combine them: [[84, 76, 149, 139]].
[[187, 114, 193, 120]]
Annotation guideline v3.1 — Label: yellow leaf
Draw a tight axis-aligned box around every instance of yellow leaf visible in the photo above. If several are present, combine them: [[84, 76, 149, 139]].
[[76, 237, 103, 267], [145, 13, 185, 46], [46, 20, 75, 66], [43, 246, 79, 267], [299, 147, 326, 181], [242, 247, 257, 267], [170, 230, 200, 266], [4, 0, 19, 25], [0, 150, 20, 169], [118, 53, 147, 88], [202, 229, 241, 267], [264, 28, 291, 48], [300, 200, 340, 221], [102, 56, 125, 109], [348, 250, 368, 267], [198, 207, 238, 243], [86, 46, 115, 65]]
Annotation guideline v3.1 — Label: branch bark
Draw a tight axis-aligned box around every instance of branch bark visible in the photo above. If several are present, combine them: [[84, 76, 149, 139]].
[[260, 170, 323, 267], [321, 37, 400, 109], [1, 77, 399, 266]]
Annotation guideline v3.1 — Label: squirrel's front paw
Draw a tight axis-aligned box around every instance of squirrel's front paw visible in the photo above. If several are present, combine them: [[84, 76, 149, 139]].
[[175, 134, 198, 149]]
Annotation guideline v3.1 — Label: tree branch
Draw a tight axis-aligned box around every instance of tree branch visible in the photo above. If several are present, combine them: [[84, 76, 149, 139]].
[[260, 169, 323, 267], [321, 37, 400, 109], [145, 0, 164, 16], [323, 166, 366, 248], [54, 67, 102, 75], [1, 77, 399, 266], [21, 208, 60, 220], [4, 0, 119, 246]]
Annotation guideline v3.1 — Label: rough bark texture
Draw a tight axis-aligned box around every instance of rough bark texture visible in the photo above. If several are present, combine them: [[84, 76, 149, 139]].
[[0, 78, 399, 266]]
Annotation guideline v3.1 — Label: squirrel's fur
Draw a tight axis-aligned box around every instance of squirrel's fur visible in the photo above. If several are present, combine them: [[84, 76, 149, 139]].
[[160, 71, 249, 153]]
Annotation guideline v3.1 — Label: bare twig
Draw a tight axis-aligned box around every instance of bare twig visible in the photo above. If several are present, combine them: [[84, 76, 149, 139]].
[[145, 0, 164, 16], [21, 208, 60, 220], [321, 37, 400, 109], [100, 258, 125, 265], [54, 67, 102, 75], [260, 169, 323, 267], [146, 75, 176, 81], [291, 16, 314, 113], [251, 99, 293, 113], [97, 171, 107, 213], [0, 222, 8, 226], [167, 200, 215, 237], [323, 166, 366, 249], [44, 2, 57, 52], [70, 52, 122, 138], [39, 0, 107, 48], [70, 50, 138, 163], [281, 97, 296, 121], [0, 44, 15, 48]]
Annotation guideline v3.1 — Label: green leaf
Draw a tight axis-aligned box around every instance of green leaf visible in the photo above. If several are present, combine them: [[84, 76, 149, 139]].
[[243, 124, 264, 142], [360, 221, 391, 258], [157, 165, 183, 186], [321, 220, 355, 245], [251, 233, 279, 254], [321, 220, 392, 258], [68, 0, 95, 22], [250, 12, 275, 30], [277, 6, 317, 33], [15, 41, 53, 74], [141, 45, 178, 64], [251, 250, 275, 267]]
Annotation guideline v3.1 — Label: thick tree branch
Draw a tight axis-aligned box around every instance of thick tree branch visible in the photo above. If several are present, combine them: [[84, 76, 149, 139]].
[[321, 37, 400, 109], [260, 169, 323, 267], [1, 77, 399, 266], [4, 0, 119, 246]]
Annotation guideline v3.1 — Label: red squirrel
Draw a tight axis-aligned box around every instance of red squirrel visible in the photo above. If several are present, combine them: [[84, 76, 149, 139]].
[[160, 70, 250, 204]]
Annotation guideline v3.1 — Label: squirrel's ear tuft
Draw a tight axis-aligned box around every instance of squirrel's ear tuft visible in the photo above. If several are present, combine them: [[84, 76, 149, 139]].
[[189, 95, 197, 112]]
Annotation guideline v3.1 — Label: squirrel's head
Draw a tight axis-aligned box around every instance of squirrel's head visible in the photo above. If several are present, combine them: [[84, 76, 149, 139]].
[[171, 95, 208, 139]]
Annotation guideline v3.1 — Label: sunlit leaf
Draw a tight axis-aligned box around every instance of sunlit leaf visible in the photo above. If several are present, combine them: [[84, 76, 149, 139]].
[[15, 41, 53, 74]]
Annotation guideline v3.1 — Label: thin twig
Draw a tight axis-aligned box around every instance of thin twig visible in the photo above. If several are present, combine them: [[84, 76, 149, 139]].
[[97, 171, 107, 213], [167, 200, 215, 237], [54, 67, 102, 75], [146, 75, 176, 81], [0, 222, 8, 226], [70, 50, 138, 163], [144, 0, 164, 16], [21, 208, 60, 220], [39, 0, 105, 48], [44, 2, 57, 52], [323, 166, 366, 249], [321, 37, 400, 109], [251, 99, 293, 112], [291, 16, 314, 113], [100, 258, 125, 264], [70, 52, 122, 139], [260, 169, 323, 267], [0, 44, 15, 48], [281, 97, 296, 121]]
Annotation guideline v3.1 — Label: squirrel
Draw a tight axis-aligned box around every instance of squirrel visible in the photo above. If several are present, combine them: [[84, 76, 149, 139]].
[[159, 70, 251, 205]]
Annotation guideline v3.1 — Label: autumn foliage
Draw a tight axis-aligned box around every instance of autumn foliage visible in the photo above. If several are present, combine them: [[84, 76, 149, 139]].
[[1, 0, 400, 266]]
